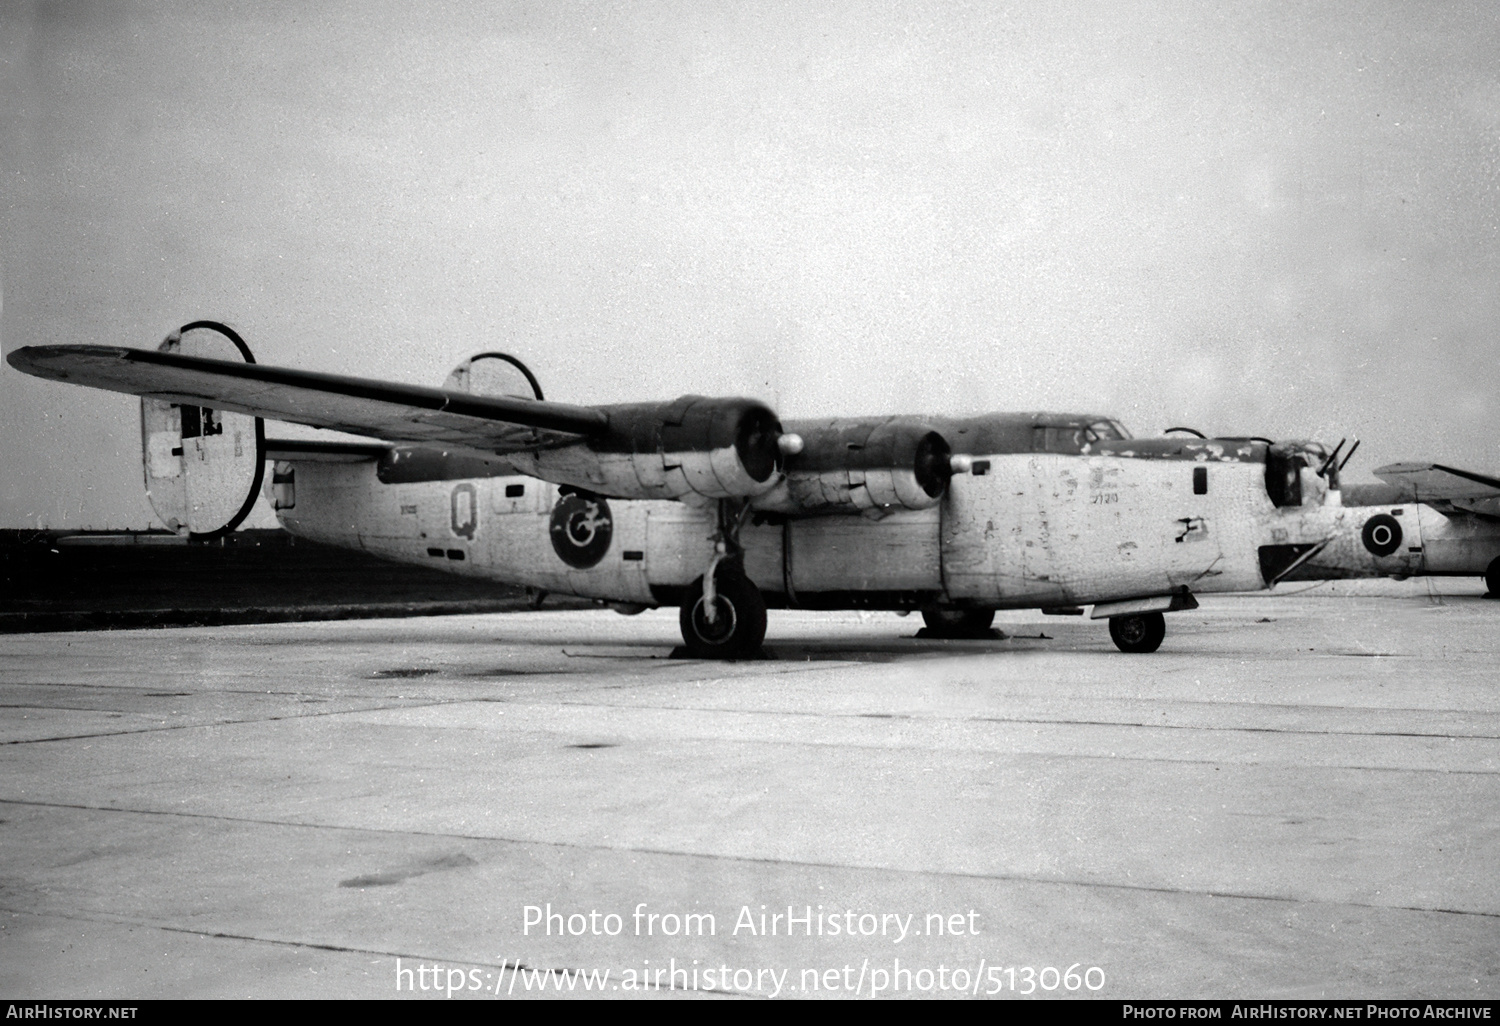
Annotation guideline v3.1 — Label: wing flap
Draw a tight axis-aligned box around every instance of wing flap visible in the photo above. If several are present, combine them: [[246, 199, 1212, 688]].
[[9, 344, 607, 454]]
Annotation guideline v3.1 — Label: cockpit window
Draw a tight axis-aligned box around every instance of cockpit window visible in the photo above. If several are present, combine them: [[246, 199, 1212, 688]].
[[1089, 419, 1130, 441], [1033, 419, 1132, 454], [1033, 426, 1082, 454]]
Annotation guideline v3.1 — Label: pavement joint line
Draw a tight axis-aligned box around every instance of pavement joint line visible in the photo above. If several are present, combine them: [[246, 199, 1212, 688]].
[[0, 906, 746, 996], [949, 695, 1500, 718], [963, 715, 1500, 742], [0, 704, 137, 713], [8, 680, 1499, 723], [516, 698, 1500, 741], [0, 659, 838, 695], [0, 680, 476, 698], [348, 699, 1500, 769], [2, 796, 1495, 921], [0, 698, 469, 746], [6, 711, 1496, 774]]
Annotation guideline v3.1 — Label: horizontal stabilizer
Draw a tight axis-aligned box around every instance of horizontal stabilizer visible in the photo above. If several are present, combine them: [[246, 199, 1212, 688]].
[[1367, 462, 1500, 519], [8, 344, 607, 455], [1372, 462, 1500, 499], [1448, 496, 1500, 518]]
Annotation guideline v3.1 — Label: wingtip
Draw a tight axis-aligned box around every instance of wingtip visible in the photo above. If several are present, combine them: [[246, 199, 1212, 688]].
[[5, 345, 40, 374], [6, 343, 136, 382]]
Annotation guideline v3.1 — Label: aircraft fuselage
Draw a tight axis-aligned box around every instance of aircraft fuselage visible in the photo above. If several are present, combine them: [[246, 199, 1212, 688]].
[[273, 448, 1330, 611]]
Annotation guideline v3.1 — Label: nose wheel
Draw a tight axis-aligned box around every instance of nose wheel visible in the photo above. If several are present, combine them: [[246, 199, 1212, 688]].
[[1108, 612, 1166, 653], [679, 570, 767, 659]]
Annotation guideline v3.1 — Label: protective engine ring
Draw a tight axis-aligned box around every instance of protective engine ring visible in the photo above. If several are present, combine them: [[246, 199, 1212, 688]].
[[1361, 513, 1403, 557]]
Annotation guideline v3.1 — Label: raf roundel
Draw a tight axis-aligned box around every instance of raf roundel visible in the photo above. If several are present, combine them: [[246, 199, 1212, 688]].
[[1361, 513, 1403, 557], [550, 492, 613, 568]]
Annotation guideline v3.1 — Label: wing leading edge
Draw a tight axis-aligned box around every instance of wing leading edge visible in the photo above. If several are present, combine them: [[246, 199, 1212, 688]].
[[8, 344, 607, 455]]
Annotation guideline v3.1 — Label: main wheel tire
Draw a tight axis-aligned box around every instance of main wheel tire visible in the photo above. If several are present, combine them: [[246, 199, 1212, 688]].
[[1108, 612, 1166, 653], [679, 571, 767, 659], [1486, 556, 1500, 598], [921, 607, 996, 638]]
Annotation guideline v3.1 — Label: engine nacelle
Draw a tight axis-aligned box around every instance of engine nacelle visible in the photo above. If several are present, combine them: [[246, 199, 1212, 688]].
[[507, 395, 787, 502], [140, 321, 266, 538], [751, 416, 957, 515], [441, 356, 787, 502]]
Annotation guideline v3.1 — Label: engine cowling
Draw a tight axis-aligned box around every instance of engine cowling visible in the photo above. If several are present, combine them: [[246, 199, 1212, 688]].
[[751, 416, 960, 515], [507, 395, 788, 502], [140, 321, 266, 538]]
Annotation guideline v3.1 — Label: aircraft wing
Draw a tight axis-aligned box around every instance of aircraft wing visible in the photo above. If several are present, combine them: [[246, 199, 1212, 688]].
[[8, 344, 607, 454], [1371, 462, 1500, 518]]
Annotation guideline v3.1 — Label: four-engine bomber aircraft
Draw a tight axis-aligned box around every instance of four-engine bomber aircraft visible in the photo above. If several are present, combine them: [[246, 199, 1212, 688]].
[[1276, 462, 1500, 592], [10, 321, 1381, 657]]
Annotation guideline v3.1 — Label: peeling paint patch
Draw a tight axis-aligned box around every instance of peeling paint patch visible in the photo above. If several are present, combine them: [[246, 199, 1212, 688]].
[[1175, 517, 1210, 543]]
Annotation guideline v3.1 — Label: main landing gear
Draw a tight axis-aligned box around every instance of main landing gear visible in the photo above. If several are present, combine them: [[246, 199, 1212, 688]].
[[679, 568, 768, 659], [1108, 612, 1166, 653], [678, 499, 767, 659]]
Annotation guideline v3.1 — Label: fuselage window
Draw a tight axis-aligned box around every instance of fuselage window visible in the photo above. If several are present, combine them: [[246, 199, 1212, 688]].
[[271, 462, 296, 510], [1193, 467, 1208, 495], [177, 405, 223, 439], [505, 483, 525, 498]]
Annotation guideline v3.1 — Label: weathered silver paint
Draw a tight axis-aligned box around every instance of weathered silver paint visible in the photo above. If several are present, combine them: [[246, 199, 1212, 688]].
[[507, 444, 781, 504], [276, 462, 663, 604], [273, 442, 1337, 611], [1416, 507, 1500, 575], [1284, 498, 1500, 581], [140, 325, 263, 537], [941, 453, 1269, 608]]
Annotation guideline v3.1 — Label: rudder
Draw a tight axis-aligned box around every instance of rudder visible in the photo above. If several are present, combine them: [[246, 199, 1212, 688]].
[[140, 321, 266, 538]]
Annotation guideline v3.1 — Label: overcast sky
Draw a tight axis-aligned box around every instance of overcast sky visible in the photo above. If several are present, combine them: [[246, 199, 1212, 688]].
[[3, 0, 1497, 529]]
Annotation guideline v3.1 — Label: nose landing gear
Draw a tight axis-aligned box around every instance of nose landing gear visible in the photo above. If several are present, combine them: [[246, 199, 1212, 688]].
[[1108, 612, 1166, 653]]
